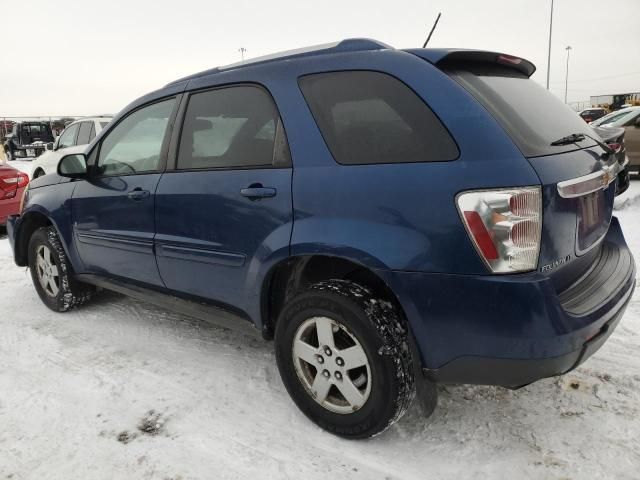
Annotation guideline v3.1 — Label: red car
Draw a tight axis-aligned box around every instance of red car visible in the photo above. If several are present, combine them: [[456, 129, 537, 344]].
[[0, 165, 29, 226]]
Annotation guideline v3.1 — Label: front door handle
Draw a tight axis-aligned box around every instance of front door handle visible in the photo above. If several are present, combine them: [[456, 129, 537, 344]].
[[240, 184, 277, 200], [127, 188, 150, 201]]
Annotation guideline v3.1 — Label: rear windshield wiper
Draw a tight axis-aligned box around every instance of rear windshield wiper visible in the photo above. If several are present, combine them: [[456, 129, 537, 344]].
[[550, 133, 585, 146], [550, 132, 615, 156]]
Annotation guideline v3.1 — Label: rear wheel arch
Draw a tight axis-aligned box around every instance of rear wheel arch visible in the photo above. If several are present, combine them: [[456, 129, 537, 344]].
[[33, 168, 46, 178], [261, 254, 405, 340]]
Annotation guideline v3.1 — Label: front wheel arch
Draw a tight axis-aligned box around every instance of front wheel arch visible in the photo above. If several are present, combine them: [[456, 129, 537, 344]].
[[14, 211, 54, 266]]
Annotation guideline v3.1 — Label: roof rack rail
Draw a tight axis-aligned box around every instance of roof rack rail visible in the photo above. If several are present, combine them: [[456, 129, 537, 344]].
[[165, 38, 392, 87]]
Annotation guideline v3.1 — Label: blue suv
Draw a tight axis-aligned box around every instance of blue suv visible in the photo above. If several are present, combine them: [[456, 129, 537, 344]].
[[7, 39, 635, 438]]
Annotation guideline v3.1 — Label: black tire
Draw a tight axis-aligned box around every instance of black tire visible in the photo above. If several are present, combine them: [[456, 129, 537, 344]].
[[5, 148, 13, 161], [28, 226, 95, 312], [275, 279, 419, 438]]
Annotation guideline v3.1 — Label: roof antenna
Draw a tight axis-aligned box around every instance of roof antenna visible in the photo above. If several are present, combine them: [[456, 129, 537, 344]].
[[422, 12, 442, 48]]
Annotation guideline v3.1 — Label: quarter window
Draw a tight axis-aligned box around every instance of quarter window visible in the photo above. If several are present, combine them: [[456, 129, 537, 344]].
[[97, 99, 175, 176], [299, 71, 458, 165], [178, 86, 288, 170], [57, 123, 80, 149]]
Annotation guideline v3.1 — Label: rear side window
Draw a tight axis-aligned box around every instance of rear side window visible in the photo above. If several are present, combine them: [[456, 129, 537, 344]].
[[75, 121, 93, 145], [298, 71, 458, 165], [443, 63, 597, 157], [178, 85, 289, 170]]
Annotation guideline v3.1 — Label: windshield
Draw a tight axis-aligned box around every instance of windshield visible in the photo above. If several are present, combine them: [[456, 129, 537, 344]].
[[445, 64, 596, 157], [591, 108, 640, 127]]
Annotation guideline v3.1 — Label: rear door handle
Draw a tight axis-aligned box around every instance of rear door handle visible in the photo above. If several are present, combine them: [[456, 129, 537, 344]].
[[127, 188, 150, 201], [240, 184, 276, 200]]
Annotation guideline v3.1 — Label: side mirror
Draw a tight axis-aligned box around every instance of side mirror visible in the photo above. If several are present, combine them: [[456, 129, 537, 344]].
[[58, 153, 87, 178], [46, 142, 54, 151]]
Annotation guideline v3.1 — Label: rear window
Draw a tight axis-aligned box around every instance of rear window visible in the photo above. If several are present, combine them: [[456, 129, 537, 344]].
[[593, 108, 640, 127], [443, 63, 596, 157], [299, 71, 458, 165]]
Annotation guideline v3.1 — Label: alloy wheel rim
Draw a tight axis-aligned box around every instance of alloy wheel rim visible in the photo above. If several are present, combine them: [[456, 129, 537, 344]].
[[292, 316, 372, 414], [36, 245, 60, 297]]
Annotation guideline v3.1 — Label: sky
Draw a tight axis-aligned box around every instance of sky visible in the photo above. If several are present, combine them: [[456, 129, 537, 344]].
[[1, 0, 639, 117]]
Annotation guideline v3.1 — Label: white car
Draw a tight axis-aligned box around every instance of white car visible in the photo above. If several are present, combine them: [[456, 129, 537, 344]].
[[31, 116, 112, 178]]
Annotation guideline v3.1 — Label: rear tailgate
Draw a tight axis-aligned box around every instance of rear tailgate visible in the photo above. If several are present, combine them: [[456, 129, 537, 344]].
[[411, 49, 623, 291]]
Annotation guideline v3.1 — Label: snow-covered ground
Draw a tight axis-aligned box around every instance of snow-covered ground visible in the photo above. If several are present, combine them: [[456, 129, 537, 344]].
[[1, 168, 639, 479]]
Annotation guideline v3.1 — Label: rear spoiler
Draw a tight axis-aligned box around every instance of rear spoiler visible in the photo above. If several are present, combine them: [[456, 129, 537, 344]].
[[405, 48, 536, 78]]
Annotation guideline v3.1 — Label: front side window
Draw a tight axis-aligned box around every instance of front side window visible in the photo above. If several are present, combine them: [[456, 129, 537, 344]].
[[97, 99, 175, 176], [75, 121, 93, 145], [178, 86, 286, 170], [58, 123, 80, 149], [299, 71, 459, 165]]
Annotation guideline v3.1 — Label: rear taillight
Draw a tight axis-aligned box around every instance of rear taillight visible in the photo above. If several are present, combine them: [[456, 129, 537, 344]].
[[17, 171, 29, 188], [456, 186, 542, 273], [19, 184, 29, 214], [606, 142, 622, 153], [0, 172, 29, 199]]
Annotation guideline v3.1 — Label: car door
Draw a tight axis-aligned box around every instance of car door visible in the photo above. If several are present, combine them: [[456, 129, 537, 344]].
[[154, 85, 293, 309], [72, 98, 177, 286]]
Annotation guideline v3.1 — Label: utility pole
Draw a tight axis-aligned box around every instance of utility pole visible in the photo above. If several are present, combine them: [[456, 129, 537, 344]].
[[238, 47, 246, 61], [564, 45, 572, 103], [546, 0, 554, 89]]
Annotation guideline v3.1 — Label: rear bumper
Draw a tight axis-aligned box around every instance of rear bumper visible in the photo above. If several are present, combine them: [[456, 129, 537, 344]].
[[6, 214, 19, 253], [377, 216, 635, 387], [422, 290, 630, 387], [14, 145, 46, 158], [0, 197, 22, 227]]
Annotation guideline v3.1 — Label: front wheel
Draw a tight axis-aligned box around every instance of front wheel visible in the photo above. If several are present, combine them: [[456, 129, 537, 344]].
[[275, 280, 422, 438], [28, 226, 95, 312]]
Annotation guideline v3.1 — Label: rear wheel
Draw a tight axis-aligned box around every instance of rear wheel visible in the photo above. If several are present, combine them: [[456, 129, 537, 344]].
[[275, 279, 420, 438], [28, 226, 95, 312]]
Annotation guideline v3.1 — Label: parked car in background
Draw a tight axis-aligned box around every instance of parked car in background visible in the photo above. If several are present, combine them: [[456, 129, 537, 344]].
[[5, 39, 636, 438], [3, 121, 55, 160], [579, 107, 607, 123], [592, 106, 640, 176], [0, 165, 29, 226], [31, 116, 112, 178], [593, 125, 629, 194]]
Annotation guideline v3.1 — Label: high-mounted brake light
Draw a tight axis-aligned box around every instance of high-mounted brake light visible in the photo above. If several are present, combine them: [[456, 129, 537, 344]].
[[457, 187, 542, 273], [497, 54, 522, 65]]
